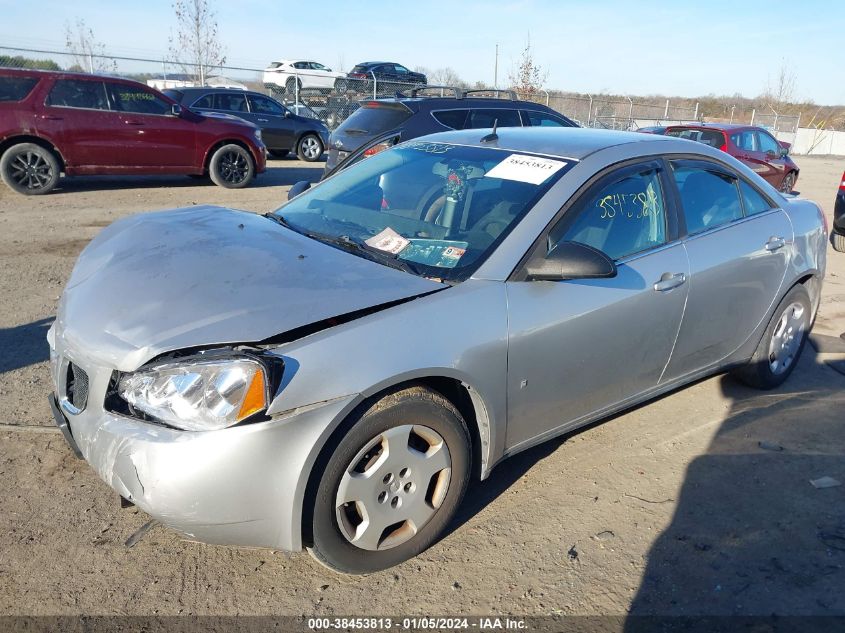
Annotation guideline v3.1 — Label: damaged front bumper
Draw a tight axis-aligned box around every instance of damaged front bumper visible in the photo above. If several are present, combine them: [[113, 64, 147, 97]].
[[49, 336, 356, 552]]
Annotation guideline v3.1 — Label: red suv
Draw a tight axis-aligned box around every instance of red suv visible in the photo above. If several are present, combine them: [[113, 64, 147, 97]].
[[665, 123, 799, 193], [0, 68, 266, 194]]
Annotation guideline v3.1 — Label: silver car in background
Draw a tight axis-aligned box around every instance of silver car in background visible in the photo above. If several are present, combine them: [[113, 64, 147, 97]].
[[48, 128, 827, 573]]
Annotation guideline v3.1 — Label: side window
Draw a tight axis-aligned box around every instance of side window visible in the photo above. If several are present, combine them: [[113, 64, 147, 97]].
[[46, 79, 109, 110], [0, 76, 38, 102], [739, 180, 774, 216], [191, 94, 215, 109], [394, 65, 409, 74], [293, 62, 308, 70], [248, 95, 285, 115], [672, 163, 743, 234], [730, 131, 757, 152], [756, 131, 780, 155], [521, 110, 566, 127], [551, 166, 667, 261], [466, 108, 522, 129], [108, 84, 169, 115], [432, 109, 469, 130], [214, 92, 248, 113]]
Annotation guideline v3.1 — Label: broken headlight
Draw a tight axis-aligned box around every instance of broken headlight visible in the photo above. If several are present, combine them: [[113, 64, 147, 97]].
[[117, 356, 269, 431]]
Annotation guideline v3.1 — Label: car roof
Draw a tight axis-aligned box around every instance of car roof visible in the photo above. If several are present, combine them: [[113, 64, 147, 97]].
[[667, 122, 751, 131], [417, 126, 684, 160], [0, 67, 129, 83]]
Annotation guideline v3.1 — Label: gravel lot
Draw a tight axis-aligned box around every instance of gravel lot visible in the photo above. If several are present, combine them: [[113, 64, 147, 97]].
[[1, 155, 844, 617]]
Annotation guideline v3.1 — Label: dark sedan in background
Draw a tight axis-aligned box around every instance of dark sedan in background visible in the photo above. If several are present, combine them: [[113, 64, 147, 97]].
[[165, 87, 329, 161], [665, 123, 799, 193]]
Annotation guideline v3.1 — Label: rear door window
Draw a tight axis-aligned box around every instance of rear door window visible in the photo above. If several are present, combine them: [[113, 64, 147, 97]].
[[666, 128, 724, 148], [432, 109, 469, 129], [466, 108, 521, 129], [730, 131, 757, 152], [739, 180, 774, 216], [46, 79, 110, 110], [214, 92, 248, 113], [671, 162, 743, 234], [0, 76, 39, 102]]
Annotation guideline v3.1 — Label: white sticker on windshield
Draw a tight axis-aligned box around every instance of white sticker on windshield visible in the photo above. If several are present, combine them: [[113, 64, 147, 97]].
[[365, 227, 410, 255], [485, 154, 567, 185]]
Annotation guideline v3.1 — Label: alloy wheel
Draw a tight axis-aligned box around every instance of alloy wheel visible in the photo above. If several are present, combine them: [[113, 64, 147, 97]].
[[335, 424, 451, 551], [9, 150, 53, 191], [768, 302, 806, 374], [218, 151, 249, 184], [300, 136, 321, 160]]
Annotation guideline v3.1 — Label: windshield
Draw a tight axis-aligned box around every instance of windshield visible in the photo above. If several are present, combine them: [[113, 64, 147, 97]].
[[271, 141, 573, 282]]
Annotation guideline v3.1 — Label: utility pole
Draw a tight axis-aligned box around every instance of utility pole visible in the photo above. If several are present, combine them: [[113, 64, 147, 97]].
[[493, 43, 498, 89]]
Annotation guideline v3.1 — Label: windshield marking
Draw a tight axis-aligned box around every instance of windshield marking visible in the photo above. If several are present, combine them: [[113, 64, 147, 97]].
[[485, 154, 568, 185]]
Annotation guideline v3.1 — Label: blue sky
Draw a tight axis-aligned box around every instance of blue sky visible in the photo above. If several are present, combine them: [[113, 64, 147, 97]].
[[1, 0, 843, 104]]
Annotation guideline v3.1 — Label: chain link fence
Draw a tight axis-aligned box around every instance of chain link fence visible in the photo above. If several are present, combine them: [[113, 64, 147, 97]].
[[0, 45, 816, 147]]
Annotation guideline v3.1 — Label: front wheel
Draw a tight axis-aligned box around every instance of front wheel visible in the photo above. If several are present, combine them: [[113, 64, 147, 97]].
[[308, 386, 471, 574], [334, 78, 349, 93], [0, 143, 60, 195], [208, 144, 255, 189], [780, 171, 796, 193], [297, 133, 323, 162], [731, 284, 811, 389]]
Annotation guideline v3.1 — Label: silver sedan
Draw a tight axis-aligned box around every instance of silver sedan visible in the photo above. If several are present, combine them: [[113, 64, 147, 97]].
[[48, 127, 827, 573]]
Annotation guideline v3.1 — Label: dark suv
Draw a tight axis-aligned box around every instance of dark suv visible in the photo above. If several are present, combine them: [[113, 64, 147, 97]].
[[0, 68, 266, 194], [324, 89, 577, 176], [165, 87, 329, 161], [347, 62, 427, 89]]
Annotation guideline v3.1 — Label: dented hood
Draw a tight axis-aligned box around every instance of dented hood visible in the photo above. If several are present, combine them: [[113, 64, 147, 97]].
[[56, 205, 445, 371]]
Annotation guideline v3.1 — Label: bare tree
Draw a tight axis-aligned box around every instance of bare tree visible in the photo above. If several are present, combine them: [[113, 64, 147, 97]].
[[763, 59, 797, 108], [508, 35, 547, 95], [64, 19, 116, 73], [168, 0, 226, 84]]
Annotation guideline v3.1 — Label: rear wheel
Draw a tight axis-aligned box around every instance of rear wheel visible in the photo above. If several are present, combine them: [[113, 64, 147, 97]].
[[334, 78, 349, 93], [308, 386, 471, 574], [832, 231, 845, 253], [0, 143, 60, 195], [780, 171, 796, 193], [297, 133, 323, 162], [285, 77, 302, 94], [208, 144, 254, 189], [731, 284, 811, 389]]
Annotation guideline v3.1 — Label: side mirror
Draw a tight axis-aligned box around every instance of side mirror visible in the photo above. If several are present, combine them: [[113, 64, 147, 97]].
[[284, 110, 291, 118], [170, 104, 182, 117], [779, 146, 789, 157], [287, 180, 311, 200], [525, 241, 617, 281]]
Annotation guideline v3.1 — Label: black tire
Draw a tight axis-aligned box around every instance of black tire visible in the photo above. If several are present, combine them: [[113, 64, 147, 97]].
[[334, 78, 348, 93], [780, 171, 796, 193], [731, 284, 811, 389], [208, 144, 254, 189], [268, 149, 289, 159], [832, 231, 845, 253], [297, 133, 323, 162], [0, 143, 60, 195], [285, 77, 302, 94], [308, 385, 471, 574]]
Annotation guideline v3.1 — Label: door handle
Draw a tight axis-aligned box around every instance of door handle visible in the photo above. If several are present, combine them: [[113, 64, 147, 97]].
[[653, 272, 687, 292], [765, 236, 785, 251], [124, 120, 144, 126], [257, 118, 269, 122], [39, 114, 63, 121]]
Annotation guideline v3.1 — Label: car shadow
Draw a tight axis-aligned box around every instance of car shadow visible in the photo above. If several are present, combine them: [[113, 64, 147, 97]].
[[625, 350, 845, 620], [51, 165, 324, 193], [0, 317, 54, 374]]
